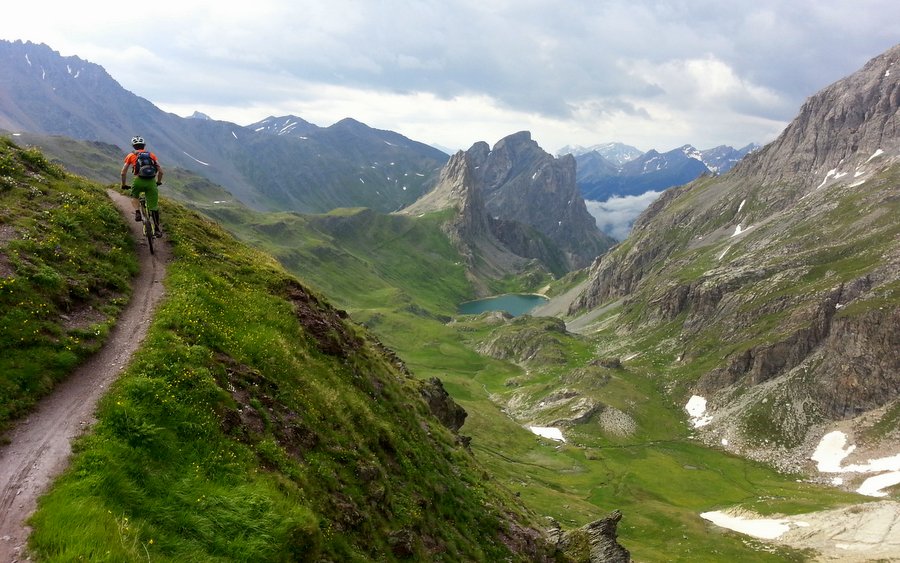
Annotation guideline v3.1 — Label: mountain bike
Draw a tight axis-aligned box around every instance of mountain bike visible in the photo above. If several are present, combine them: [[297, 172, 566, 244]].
[[138, 194, 159, 254]]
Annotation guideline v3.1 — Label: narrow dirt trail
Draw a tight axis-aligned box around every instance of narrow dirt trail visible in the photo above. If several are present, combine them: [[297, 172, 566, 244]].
[[0, 190, 169, 562]]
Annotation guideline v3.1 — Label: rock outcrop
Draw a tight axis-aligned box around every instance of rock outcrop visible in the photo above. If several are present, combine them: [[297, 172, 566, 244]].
[[419, 377, 467, 433], [551, 510, 631, 562]]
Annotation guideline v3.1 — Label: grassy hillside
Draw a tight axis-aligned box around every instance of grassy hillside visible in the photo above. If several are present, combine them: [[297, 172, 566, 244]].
[[0, 137, 136, 430], [444, 312, 870, 562], [200, 204, 474, 315], [1, 139, 559, 561]]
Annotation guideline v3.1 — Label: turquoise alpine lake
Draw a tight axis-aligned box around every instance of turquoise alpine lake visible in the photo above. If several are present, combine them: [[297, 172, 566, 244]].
[[458, 294, 549, 317]]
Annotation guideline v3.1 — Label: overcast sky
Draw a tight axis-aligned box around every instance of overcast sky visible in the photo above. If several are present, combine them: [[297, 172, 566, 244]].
[[2, 1, 897, 154]]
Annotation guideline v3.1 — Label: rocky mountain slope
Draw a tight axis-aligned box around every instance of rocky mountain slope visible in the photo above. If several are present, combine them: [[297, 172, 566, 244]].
[[473, 132, 615, 269], [0, 39, 447, 213], [569, 43, 900, 472]]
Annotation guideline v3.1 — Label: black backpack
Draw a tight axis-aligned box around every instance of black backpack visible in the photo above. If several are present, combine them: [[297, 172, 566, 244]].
[[134, 151, 158, 179]]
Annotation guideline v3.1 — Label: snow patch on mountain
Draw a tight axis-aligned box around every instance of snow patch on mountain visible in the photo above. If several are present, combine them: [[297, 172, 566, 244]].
[[529, 426, 566, 442], [683, 145, 703, 161], [182, 151, 209, 166], [866, 149, 884, 162], [685, 395, 713, 428], [700, 511, 797, 539], [731, 224, 752, 237], [811, 431, 900, 497]]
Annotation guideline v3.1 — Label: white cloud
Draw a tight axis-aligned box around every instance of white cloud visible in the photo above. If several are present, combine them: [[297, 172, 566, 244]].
[[585, 191, 663, 240]]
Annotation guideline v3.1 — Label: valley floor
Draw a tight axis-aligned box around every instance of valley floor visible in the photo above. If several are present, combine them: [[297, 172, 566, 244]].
[[522, 284, 900, 561]]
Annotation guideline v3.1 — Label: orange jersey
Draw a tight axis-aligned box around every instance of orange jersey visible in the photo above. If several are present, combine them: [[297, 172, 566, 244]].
[[123, 151, 161, 174]]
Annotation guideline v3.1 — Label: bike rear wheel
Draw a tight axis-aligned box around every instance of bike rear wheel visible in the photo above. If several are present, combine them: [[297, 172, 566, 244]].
[[140, 198, 155, 255]]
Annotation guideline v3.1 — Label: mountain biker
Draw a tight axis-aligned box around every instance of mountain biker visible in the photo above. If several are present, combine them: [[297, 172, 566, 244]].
[[120, 135, 164, 236]]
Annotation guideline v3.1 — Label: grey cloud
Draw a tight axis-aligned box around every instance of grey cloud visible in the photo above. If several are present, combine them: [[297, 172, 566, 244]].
[[246, 3, 892, 117], [69, 0, 899, 146]]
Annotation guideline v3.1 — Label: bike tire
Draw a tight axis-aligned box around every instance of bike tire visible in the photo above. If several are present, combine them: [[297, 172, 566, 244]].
[[145, 218, 155, 254], [141, 200, 155, 255]]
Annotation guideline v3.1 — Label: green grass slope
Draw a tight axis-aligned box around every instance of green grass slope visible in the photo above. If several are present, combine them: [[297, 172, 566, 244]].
[[0, 137, 136, 430], [448, 312, 869, 562], [201, 204, 474, 315], [0, 139, 559, 561]]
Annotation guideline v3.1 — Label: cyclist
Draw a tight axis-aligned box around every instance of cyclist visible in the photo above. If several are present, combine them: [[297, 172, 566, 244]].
[[120, 135, 164, 236]]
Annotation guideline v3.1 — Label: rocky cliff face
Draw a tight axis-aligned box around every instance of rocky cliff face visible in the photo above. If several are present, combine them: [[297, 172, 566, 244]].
[[569, 44, 900, 467], [469, 132, 615, 269], [736, 44, 900, 190], [404, 133, 615, 291], [403, 149, 533, 292]]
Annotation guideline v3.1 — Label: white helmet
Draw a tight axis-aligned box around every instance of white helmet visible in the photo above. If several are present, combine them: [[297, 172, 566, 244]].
[[131, 135, 145, 146]]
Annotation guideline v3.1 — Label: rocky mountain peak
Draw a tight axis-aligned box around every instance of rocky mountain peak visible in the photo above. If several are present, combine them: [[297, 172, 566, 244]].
[[402, 144, 535, 292], [248, 115, 319, 136], [403, 132, 615, 287], [470, 132, 615, 269]]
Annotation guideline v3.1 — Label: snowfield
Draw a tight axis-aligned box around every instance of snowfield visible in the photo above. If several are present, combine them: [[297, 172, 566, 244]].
[[685, 395, 712, 428], [811, 430, 900, 497]]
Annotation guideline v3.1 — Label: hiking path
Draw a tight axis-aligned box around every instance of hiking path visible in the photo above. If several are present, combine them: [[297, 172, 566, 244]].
[[0, 190, 169, 562]]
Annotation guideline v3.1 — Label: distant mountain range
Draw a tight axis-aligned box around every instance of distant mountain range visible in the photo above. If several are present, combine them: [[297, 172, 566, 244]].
[[0, 38, 755, 262], [0, 39, 612, 279], [0, 40, 447, 214], [558, 141, 758, 240], [557, 142, 644, 166], [563, 142, 759, 202]]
